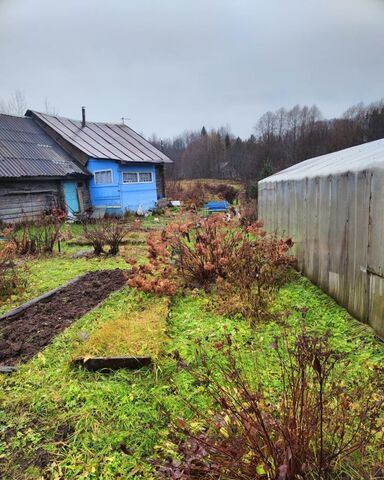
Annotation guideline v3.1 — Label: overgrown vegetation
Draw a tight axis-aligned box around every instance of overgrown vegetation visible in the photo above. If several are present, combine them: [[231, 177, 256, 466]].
[[128, 215, 294, 322], [0, 242, 25, 300], [0, 213, 383, 480], [238, 192, 258, 227], [0, 271, 383, 479], [6, 209, 65, 255], [166, 180, 240, 208], [161, 323, 384, 479]]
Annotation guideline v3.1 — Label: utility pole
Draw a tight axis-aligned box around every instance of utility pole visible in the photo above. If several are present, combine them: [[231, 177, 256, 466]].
[[121, 116, 131, 125]]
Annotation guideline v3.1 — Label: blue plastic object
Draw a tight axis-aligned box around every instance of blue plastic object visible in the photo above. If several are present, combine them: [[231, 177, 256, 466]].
[[204, 201, 230, 213]]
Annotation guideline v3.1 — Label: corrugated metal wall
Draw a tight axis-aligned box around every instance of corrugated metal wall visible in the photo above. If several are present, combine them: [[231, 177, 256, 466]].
[[258, 168, 384, 339]]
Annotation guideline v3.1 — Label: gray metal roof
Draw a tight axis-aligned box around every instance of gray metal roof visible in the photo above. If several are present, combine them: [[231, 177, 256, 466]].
[[260, 138, 384, 183], [0, 114, 88, 178], [28, 111, 172, 164]]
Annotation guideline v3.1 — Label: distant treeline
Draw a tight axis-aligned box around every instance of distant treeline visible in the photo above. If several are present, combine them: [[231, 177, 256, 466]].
[[150, 100, 384, 184]]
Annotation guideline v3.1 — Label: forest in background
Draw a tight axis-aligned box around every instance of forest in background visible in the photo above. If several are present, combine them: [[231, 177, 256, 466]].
[[150, 99, 384, 185], [1, 91, 384, 187]]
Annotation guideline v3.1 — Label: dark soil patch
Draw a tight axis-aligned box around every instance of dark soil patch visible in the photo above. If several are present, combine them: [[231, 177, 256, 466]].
[[0, 269, 127, 366]]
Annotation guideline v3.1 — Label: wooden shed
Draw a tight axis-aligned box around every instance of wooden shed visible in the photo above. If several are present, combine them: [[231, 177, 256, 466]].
[[0, 114, 89, 223]]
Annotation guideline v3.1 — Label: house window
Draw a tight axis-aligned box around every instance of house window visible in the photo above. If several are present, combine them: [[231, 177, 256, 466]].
[[94, 169, 113, 185], [139, 172, 152, 183], [122, 172, 153, 183], [122, 172, 139, 183]]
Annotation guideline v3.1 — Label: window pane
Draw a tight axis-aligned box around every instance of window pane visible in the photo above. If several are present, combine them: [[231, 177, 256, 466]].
[[123, 172, 138, 183], [139, 172, 152, 182], [95, 170, 112, 184]]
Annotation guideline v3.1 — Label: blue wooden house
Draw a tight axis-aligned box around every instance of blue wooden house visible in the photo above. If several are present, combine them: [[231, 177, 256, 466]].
[[26, 108, 172, 215]]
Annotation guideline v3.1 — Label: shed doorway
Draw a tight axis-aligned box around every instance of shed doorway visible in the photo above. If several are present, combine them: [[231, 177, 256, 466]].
[[63, 181, 80, 213]]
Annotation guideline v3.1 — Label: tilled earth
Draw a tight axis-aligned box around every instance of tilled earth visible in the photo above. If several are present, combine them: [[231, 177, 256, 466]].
[[0, 269, 127, 366]]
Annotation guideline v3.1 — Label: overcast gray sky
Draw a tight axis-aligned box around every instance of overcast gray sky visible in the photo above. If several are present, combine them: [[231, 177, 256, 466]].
[[0, 0, 383, 138]]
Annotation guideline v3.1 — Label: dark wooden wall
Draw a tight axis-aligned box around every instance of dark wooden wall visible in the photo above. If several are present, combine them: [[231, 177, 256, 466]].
[[0, 179, 91, 223], [155, 164, 165, 199], [0, 180, 62, 223]]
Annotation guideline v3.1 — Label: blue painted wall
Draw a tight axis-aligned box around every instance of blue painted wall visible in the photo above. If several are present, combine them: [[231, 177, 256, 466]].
[[87, 159, 158, 213]]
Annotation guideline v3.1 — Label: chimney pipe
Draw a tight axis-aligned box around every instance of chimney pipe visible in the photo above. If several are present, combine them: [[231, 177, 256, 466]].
[[81, 106, 86, 128]]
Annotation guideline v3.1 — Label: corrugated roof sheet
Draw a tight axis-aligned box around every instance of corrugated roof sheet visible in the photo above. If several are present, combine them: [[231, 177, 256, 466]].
[[260, 138, 384, 182], [28, 111, 172, 164], [0, 114, 88, 178]]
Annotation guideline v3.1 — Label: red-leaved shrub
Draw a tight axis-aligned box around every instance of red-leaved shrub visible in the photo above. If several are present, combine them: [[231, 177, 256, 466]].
[[159, 327, 384, 480], [127, 215, 294, 321]]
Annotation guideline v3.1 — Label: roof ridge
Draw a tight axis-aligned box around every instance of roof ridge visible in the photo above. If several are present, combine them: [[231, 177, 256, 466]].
[[28, 110, 172, 164], [30, 110, 130, 128], [0, 113, 32, 119]]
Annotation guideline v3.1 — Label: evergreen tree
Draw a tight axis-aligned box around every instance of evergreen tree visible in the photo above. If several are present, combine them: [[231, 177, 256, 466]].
[[259, 158, 273, 180]]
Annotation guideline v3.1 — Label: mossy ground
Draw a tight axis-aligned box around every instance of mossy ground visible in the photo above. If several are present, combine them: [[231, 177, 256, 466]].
[[73, 296, 170, 359]]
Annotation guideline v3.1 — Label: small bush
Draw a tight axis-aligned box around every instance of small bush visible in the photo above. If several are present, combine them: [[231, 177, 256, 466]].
[[245, 181, 258, 199], [9, 211, 64, 255], [128, 215, 239, 295], [82, 217, 139, 255], [216, 222, 294, 322], [238, 192, 258, 227], [166, 180, 184, 199], [160, 326, 384, 479], [0, 241, 25, 300]]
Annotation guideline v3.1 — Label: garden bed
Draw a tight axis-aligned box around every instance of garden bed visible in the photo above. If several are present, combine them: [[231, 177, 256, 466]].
[[0, 269, 127, 366]]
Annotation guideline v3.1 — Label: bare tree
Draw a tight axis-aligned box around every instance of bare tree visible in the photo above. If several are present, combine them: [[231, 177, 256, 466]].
[[0, 89, 27, 116], [43, 98, 59, 115], [151, 99, 384, 183]]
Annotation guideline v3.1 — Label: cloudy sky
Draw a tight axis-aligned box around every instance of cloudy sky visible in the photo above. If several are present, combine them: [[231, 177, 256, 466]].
[[0, 0, 383, 138]]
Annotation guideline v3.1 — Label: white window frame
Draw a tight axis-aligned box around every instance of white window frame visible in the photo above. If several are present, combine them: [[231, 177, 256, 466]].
[[122, 172, 139, 184], [94, 169, 113, 185], [138, 172, 153, 183], [122, 171, 153, 184]]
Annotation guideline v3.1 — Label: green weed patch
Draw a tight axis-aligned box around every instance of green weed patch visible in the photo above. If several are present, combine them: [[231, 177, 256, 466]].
[[0, 276, 382, 479]]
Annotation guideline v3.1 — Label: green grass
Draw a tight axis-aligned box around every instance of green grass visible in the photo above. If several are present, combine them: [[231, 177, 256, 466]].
[[74, 296, 170, 359], [0, 288, 247, 479], [0, 225, 150, 316], [0, 219, 158, 316], [0, 254, 128, 316], [0, 273, 383, 479]]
